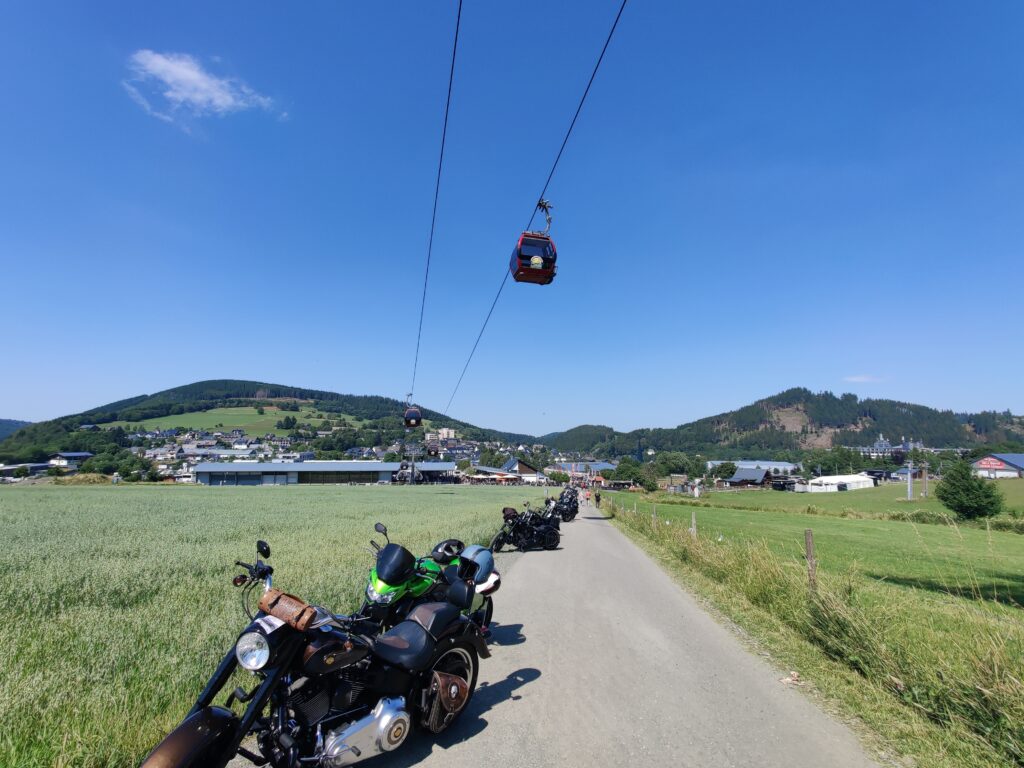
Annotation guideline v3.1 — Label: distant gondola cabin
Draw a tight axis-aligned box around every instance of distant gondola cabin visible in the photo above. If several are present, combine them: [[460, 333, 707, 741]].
[[510, 233, 557, 285], [403, 407, 422, 429]]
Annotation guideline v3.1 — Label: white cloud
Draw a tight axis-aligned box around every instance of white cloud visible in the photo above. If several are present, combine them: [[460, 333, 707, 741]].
[[843, 374, 884, 383], [123, 50, 273, 125]]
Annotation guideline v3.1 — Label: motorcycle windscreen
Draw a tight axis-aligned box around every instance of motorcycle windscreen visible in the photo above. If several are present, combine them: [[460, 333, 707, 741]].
[[376, 543, 416, 585]]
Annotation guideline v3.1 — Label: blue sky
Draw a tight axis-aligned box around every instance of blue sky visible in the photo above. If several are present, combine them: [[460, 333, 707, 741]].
[[1, 1, 1022, 435]]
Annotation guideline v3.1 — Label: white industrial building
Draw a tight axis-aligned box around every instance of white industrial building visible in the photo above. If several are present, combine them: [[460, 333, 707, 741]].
[[794, 473, 876, 493], [195, 461, 456, 485]]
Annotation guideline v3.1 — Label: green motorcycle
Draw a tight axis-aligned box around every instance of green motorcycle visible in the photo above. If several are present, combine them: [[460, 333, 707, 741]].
[[358, 523, 499, 632]]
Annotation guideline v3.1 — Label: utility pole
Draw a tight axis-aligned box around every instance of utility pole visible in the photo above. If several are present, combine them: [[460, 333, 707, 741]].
[[907, 458, 913, 501], [922, 461, 929, 498]]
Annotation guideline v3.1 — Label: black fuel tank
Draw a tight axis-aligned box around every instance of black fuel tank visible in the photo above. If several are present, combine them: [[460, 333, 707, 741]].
[[302, 632, 369, 675]]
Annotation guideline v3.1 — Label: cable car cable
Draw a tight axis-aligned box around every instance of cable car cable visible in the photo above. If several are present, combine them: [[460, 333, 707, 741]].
[[409, 0, 464, 401], [442, 0, 629, 415]]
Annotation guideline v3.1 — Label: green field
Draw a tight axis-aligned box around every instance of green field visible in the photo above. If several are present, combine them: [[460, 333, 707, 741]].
[[607, 488, 1024, 767], [615, 491, 1024, 608], [674, 479, 1024, 518], [0, 484, 549, 768], [104, 405, 369, 435]]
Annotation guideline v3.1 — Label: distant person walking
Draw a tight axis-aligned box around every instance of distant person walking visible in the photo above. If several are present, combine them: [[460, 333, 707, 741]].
[[595, 490, 601, 508], [585, 489, 591, 505]]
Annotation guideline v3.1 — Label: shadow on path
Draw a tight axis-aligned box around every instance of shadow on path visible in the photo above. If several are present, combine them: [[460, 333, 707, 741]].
[[487, 622, 526, 646], [371, 667, 542, 766]]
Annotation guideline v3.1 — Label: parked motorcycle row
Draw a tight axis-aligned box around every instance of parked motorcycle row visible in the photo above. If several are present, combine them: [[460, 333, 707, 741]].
[[140, 488, 584, 768], [489, 486, 579, 552]]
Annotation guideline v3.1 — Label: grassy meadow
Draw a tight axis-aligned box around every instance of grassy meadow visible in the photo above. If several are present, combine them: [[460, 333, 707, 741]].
[[673, 479, 1024, 518], [608, 487, 1024, 767], [104, 405, 369, 435], [621, 490, 1024, 607], [0, 484, 548, 768]]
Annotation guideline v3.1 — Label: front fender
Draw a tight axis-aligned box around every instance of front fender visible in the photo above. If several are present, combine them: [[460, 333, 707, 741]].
[[139, 706, 238, 768]]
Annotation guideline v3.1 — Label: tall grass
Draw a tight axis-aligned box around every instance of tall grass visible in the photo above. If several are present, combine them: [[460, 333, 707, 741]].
[[610, 497, 1024, 765], [0, 484, 547, 768]]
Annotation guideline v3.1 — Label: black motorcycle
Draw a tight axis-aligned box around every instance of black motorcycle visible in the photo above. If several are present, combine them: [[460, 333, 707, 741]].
[[140, 540, 488, 768], [489, 506, 559, 552], [556, 488, 579, 522]]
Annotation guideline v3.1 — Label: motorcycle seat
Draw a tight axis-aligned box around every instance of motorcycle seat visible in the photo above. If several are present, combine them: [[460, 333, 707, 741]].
[[372, 603, 461, 672], [408, 602, 461, 638], [372, 622, 435, 671]]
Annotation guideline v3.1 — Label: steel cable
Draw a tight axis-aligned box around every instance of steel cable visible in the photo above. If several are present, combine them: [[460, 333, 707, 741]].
[[443, 0, 629, 415]]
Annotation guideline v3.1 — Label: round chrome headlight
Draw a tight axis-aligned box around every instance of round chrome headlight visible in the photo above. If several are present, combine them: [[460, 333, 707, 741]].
[[366, 583, 396, 604], [236, 632, 271, 671]]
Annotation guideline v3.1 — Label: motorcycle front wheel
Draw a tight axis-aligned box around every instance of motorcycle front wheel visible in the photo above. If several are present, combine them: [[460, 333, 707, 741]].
[[489, 532, 505, 552]]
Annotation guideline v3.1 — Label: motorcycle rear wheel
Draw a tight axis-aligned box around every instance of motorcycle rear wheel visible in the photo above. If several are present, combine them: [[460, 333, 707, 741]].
[[422, 642, 480, 734], [543, 528, 559, 550]]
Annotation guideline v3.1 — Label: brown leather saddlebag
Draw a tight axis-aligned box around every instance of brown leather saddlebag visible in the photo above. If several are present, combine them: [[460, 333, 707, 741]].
[[258, 588, 318, 632]]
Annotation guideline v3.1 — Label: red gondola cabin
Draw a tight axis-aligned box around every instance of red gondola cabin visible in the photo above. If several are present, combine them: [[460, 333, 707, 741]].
[[510, 232, 557, 285]]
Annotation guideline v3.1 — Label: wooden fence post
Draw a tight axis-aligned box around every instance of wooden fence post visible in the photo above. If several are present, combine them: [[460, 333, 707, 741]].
[[652, 504, 657, 527], [690, 508, 697, 537], [805, 529, 817, 594]]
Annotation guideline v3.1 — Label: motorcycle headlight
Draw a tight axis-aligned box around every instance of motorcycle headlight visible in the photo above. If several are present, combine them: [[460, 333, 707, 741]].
[[366, 582, 396, 604], [235, 632, 271, 671]]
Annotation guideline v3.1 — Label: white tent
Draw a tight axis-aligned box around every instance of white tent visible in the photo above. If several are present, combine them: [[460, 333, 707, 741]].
[[796, 473, 875, 493]]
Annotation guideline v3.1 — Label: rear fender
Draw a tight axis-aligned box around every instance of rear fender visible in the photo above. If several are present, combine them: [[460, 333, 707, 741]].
[[139, 706, 238, 768], [435, 617, 490, 659]]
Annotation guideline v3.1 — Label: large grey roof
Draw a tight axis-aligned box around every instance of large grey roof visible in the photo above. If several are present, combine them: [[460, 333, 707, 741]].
[[988, 454, 1024, 469], [551, 461, 618, 472], [726, 467, 769, 483], [195, 461, 455, 472], [710, 460, 800, 470]]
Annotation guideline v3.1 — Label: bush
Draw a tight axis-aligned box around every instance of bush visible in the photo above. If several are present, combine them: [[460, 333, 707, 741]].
[[935, 461, 1004, 519]]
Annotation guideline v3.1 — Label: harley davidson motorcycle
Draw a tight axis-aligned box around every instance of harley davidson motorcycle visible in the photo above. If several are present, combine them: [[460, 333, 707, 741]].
[[358, 523, 500, 632], [556, 488, 579, 522], [489, 506, 559, 552], [140, 539, 488, 768]]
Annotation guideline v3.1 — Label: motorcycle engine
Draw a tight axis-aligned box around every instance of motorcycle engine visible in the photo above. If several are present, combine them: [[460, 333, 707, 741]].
[[286, 670, 365, 728]]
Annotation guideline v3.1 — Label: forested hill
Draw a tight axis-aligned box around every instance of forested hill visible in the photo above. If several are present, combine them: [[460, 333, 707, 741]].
[[0, 379, 533, 463], [2, 383, 1020, 464], [540, 388, 1023, 457], [0, 419, 31, 441]]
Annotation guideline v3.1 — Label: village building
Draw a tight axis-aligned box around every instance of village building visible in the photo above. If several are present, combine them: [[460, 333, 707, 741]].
[[195, 461, 457, 486], [972, 454, 1024, 479]]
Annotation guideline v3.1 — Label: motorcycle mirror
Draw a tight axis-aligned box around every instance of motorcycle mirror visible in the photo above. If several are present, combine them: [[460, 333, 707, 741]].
[[256, 540, 271, 559], [374, 522, 389, 542]]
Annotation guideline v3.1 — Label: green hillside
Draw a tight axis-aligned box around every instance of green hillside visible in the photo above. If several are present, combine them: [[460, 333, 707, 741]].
[[0, 419, 31, 441], [0, 379, 533, 463], [541, 388, 1023, 457], [3, 382, 1020, 465]]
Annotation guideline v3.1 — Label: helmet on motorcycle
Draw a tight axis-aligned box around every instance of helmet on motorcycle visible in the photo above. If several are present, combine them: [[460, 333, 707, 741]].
[[459, 544, 495, 582], [430, 538, 465, 565], [502, 507, 518, 522]]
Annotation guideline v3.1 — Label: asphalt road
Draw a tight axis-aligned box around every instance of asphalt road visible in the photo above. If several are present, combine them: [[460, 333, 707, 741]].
[[372, 506, 880, 768], [231, 506, 880, 768]]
